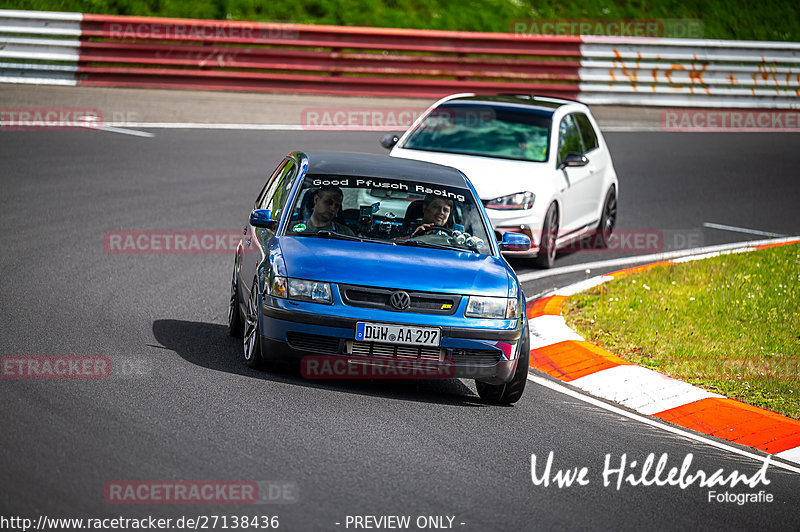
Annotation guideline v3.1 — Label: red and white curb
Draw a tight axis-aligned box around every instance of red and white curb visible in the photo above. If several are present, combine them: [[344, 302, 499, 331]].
[[525, 236, 800, 465]]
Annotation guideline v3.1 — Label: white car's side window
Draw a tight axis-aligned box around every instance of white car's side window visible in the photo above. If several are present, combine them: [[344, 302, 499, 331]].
[[574, 113, 599, 153], [557, 114, 584, 165]]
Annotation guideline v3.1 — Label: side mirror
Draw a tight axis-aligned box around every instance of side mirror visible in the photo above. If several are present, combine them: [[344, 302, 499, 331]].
[[379, 133, 400, 149], [558, 152, 588, 170], [249, 209, 277, 229], [499, 232, 531, 252]]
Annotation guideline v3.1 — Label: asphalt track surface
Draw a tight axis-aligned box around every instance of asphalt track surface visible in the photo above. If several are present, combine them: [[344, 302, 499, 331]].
[[2, 124, 800, 531]]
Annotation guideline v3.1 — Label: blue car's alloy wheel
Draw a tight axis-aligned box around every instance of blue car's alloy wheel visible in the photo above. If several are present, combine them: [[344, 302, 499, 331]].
[[243, 279, 264, 369]]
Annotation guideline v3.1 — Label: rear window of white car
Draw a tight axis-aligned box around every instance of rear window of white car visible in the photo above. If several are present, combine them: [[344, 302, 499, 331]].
[[402, 103, 552, 162]]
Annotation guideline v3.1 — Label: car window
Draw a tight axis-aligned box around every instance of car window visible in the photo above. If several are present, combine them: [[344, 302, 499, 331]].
[[255, 159, 287, 210], [557, 114, 584, 165], [574, 113, 599, 153], [258, 160, 297, 222], [284, 174, 494, 255], [402, 103, 551, 162]]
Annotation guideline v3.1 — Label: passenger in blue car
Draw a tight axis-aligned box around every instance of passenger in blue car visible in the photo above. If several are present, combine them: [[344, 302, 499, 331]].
[[303, 185, 355, 236]]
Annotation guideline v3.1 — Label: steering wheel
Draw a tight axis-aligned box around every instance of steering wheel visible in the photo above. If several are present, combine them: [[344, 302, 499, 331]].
[[414, 225, 454, 237]]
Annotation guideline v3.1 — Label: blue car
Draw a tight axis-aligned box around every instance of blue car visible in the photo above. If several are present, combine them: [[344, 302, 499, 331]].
[[228, 151, 532, 403]]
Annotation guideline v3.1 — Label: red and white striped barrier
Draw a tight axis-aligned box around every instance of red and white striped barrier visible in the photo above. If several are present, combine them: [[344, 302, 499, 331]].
[[1, 9, 799, 107], [526, 237, 800, 464]]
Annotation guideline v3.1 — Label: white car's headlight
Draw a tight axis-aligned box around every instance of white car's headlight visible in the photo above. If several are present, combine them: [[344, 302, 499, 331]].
[[485, 191, 535, 210], [270, 276, 332, 304], [465, 296, 520, 319]]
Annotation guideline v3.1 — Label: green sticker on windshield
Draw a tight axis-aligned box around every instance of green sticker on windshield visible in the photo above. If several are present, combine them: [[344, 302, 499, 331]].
[[292, 223, 306, 232]]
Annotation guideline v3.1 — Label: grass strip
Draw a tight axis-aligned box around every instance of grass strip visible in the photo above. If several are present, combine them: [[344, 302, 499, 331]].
[[564, 243, 800, 420]]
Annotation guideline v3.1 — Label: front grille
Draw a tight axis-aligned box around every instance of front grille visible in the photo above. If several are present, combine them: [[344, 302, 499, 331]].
[[286, 334, 500, 367], [286, 332, 342, 355], [449, 349, 501, 367], [348, 340, 443, 362], [340, 284, 460, 315]]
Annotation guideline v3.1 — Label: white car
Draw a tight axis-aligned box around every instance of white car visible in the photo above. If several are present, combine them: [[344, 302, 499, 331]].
[[383, 93, 618, 268]]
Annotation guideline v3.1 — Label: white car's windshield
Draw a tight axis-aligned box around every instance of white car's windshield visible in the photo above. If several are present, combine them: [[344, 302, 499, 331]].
[[402, 102, 552, 162], [284, 174, 493, 255]]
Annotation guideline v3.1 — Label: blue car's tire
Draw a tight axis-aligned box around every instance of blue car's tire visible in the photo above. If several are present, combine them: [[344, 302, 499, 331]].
[[476, 319, 529, 405], [243, 279, 266, 369], [228, 263, 244, 338]]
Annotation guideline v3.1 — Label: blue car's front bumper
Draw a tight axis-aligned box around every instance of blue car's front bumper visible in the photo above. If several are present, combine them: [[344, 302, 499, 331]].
[[259, 295, 524, 384]]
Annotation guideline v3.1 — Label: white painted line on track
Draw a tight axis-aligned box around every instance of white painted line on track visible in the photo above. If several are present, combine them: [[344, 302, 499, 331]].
[[517, 235, 800, 283], [0, 121, 154, 137], [703, 222, 786, 238], [96, 125, 154, 138], [4, 122, 793, 134], [526, 373, 800, 473], [100, 123, 403, 131], [669, 248, 750, 263], [103, 123, 306, 130], [76, 116, 154, 138], [600, 126, 666, 132]]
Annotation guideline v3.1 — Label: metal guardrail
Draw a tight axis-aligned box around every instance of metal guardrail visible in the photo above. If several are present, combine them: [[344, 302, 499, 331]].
[[1, 9, 798, 107], [0, 10, 81, 85], [579, 36, 800, 108]]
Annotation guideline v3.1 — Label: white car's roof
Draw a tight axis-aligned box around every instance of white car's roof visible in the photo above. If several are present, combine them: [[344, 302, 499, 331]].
[[435, 93, 591, 115]]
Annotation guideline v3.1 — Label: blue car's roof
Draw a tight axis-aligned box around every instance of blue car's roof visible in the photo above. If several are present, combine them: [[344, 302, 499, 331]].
[[300, 151, 469, 187]]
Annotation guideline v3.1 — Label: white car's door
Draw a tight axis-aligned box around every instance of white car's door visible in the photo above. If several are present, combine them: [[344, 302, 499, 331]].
[[573, 112, 608, 223], [555, 114, 598, 232]]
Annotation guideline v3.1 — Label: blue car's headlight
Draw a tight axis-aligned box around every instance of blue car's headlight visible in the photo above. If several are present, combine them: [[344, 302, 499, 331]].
[[269, 276, 332, 304], [465, 296, 520, 319]]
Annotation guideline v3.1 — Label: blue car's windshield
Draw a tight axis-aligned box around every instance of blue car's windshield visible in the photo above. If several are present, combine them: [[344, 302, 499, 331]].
[[401, 103, 552, 162], [284, 174, 493, 255]]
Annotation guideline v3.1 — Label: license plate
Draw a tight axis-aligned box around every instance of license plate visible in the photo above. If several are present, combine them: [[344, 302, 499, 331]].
[[355, 322, 441, 347]]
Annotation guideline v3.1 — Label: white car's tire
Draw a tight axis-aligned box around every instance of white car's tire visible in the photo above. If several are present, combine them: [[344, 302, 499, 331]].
[[533, 203, 558, 269]]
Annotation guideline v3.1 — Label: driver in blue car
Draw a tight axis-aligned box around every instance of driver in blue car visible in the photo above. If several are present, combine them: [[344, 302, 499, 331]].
[[410, 195, 453, 236], [300, 185, 355, 236]]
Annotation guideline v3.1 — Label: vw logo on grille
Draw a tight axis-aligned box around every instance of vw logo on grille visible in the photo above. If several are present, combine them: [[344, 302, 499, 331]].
[[389, 291, 411, 310]]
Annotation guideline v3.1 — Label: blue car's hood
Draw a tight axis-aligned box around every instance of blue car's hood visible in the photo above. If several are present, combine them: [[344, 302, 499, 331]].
[[280, 237, 510, 296]]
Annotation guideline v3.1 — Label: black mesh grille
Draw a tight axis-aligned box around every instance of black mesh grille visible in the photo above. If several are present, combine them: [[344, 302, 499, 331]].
[[349, 341, 442, 362], [449, 350, 501, 366], [344, 290, 386, 305], [340, 285, 460, 315], [286, 332, 341, 355], [286, 334, 501, 368]]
